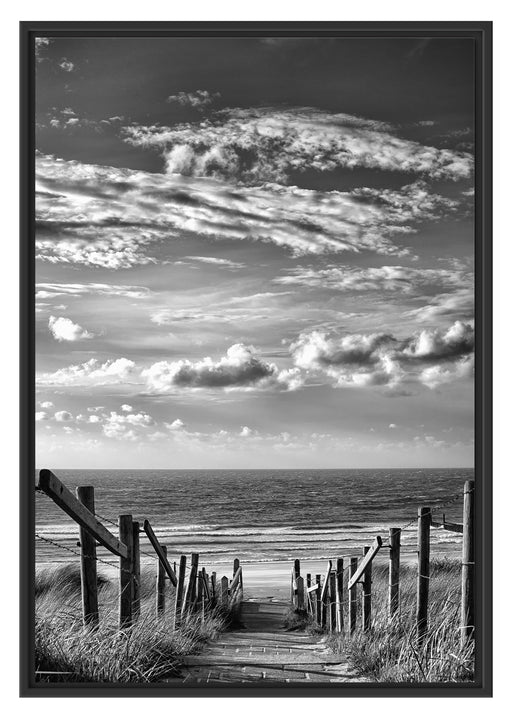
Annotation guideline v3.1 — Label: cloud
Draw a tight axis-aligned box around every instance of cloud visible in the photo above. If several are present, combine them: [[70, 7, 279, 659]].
[[35, 411, 48, 421], [48, 315, 94, 341], [121, 404, 133, 412], [167, 418, 186, 431], [166, 90, 220, 108], [142, 343, 302, 393], [39, 401, 54, 408], [290, 320, 474, 390], [275, 264, 471, 294], [55, 410, 73, 422], [36, 154, 459, 261], [37, 357, 137, 387], [240, 425, 254, 437], [58, 58, 75, 72], [389, 423, 397, 429], [406, 287, 474, 322], [37, 283, 151, 299], [181, 256, 246, 270], [103, 411, 155, 440], [123, 106, 473, 184]]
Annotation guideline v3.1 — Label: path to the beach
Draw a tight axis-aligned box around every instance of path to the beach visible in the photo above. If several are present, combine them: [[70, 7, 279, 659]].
[[166, 600, 368, 685]]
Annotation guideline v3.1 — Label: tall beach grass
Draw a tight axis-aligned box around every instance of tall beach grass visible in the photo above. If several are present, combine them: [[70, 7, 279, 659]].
[[35, 563, 228, 683], [327, 557, 474, 683]]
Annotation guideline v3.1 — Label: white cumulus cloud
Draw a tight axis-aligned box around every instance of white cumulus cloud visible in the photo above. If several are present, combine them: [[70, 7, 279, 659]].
[[48, 315, 93, 342]]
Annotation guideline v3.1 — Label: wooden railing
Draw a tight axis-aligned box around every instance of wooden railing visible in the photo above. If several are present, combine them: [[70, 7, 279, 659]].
[[36, 469, 242, 630], [290, 480, 474, 648]]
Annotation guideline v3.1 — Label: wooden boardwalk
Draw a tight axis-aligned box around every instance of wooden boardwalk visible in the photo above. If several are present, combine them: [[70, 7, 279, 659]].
[[165, 601, 368, 685]]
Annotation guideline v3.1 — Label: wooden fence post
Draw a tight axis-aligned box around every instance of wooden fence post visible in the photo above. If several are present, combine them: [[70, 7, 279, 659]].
[[306, 573, 312, 615], [315, 574, 322, 625], [461, 480, 475, 647], [75, 486, 99, 628], [174, 554, 187, 629], [132, 521, 141, 620], [294, 558, 300, 579], [389, 527, 401, 616], [416, 507, 431, 643], [296, 575, 305, 610], [349, 557, 358, 635], [362, 546, 372, 631], [183, 553, 199, 615], [335, 558, 344, 632], [156, 545, 167, 616], [211, 571, 217, 605], [119, 514, 134, 629], [220, 576, 229, 607], [234, 557, 242, 595], [329, 571, 336, 630], [197, 565, 204, 623]]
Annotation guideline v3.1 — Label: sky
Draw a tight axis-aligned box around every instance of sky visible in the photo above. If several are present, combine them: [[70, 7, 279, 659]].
[[34, 36, 475, 469]]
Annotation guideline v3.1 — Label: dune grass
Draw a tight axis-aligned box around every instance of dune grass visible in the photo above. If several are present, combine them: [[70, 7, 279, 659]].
[[326, 557, 474, 683], [35, 563, 228, 683]]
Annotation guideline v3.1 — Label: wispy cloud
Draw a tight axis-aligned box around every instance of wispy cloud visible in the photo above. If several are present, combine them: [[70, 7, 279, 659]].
[[36, 154, 459, 263], [37, 283, 151, 299], [123, 106, 473, 184]]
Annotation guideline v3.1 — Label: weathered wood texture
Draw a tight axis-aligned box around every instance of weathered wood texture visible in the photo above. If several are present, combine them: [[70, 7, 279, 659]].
[[39, 470, 127, 558], [132, 520, 141, 619], [118, 514, 134, 628], [362, 546, 372, 631], [75, 486, 99, 627], [416, 507, 431, 643], [389, 527, 400, 616], [174, 555, 187, 629], [143, 519, 177, 586], [347, 536, 382, 589], [349, 557, 358, 635], [156, 544, 167, 616], [335, 558, 343, 632]]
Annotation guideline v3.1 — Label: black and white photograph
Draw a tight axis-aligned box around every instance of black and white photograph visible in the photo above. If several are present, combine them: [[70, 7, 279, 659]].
[[22, 23, 492, 695]]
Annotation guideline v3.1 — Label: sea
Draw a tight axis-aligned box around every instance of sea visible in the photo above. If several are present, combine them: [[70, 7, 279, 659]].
[[35, 468, 472, 569]]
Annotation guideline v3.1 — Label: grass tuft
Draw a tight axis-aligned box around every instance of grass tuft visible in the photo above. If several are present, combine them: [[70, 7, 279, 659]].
[[327, 558, 474, 683], [35, 563, 227, 683]]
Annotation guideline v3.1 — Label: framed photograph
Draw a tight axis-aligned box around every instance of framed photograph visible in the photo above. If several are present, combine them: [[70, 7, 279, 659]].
[[20, 21, 492, 697]]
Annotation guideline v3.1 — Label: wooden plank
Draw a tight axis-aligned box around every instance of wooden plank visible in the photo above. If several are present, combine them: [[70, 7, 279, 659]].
[[347, 537, 382, 589], [329, 571, 336, 630], [307, 583, 319, 593], [416, 507, 431, 643], [231, 566, 242, 594], [461, 480, 475, 647], [143, 519, 177, 586], [183, 553, 199, 614], [362, 546, 372, 631], [38, 470, 127, 558], [174, 555, 187, 629], [119, 514, 134, 628], [156, 544, 167, 616], [75, 486, 99, 627], [349, 557, 358, 635], [320, 561, 332, 602], [315, 574, 322, 625], [220, 575, 229, 607], [296, 576, 305, 610], [132, 520, 141, 619], [389, 527, 400, 616], [335, 558, 343, 633]]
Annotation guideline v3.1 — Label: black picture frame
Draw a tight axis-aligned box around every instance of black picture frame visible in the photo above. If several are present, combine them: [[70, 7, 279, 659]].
[[20, 21, 493, 697]]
